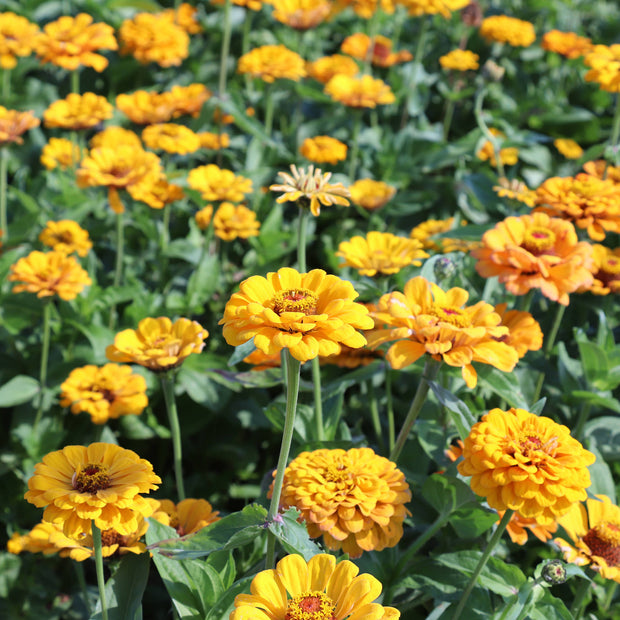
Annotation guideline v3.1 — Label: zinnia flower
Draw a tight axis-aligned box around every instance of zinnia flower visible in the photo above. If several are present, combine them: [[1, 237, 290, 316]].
[[230, 553, 400, 618], [492, 177, 536, 207], [273, 448, 410, 557], [167, 84, 212, 119], [336, 231, 428, 276], [271, 0, 332, 29], [213, 202, 261, 241], [349, 178, 396, 210], [9, 250, 92, 301], [341, 33, 412, 67], [43, 93, 113, 131], [90, 126, 143, 149], [131, 175, 185, 210], [325, 74, 395, 108], [439, 49, 480, 71], [584, 244, 620, 295], [0, 12, 39, 69], [0, 107, 39, 145], [396, 0, 469, 18], [493, 303, 543, 358], [270, 164, 350, 216], [457, 407, 595, 525], [476, 128, 519, 167], [162, 3, 203, 34], [583, 160, 620, 184], [60, 364, 148, 425], [479, 15, 536, 47], [195, 205, 214, 230], [188, 164, 253, 202], [220, 267, 374, 363], [410, 216, 462, 252], [39, 220, 92, 257], [306, 54, 359, 83], [584, 44, 620, 92], [554, 494, 620, 581], [368, 276, 519, 387], [554, 138, 583, 159], [151, 498, 220, 536], [35, 13, 118, 72], [198, 131, 230, 150], [237, 44, 307, 82], [8, 520, 85, 559], [498, 510, 558, 546], [541, 30, 592, 59], [533, 173, 620, 241], [24, 442, 161, 539], [106, 317, 208, 372], [299, 135, 348, 165], [339, 0, 395, 19], [141, 123, 201, 154], [40, 137, 84, 170], [116, 91, 176, 125]]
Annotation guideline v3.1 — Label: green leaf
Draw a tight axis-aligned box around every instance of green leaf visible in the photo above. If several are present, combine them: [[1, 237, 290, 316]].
[[570, 391, 620, 414], [428, 381, 477, 439], [0, 375, 39, 407], [186, 254, 220, 309], [587, 446, 617, 503], [475, 366, 528, 409], [422, 474, 476, 516], [65, 321, 116, 364], [584, 416, 620, 461], [227, 339, 257, 367], [577, 340, 609, 390], [526, 587, 573, 620], [449, 503, 498, 538], [268, 507, 323, 560], [0, 553, 21, 597]]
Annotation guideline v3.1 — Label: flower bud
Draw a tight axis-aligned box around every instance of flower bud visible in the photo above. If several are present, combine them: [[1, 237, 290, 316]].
[[541, 560, 567, 585]]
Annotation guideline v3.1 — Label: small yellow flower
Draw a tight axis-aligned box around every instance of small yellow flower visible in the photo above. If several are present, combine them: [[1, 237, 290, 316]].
[[0, 12, 39, 69], [161, 3, 203, 34], [106, 317, 209, 372], [151, 498, 220, 536], [213, 202, 260, 241], [116, 91, 175, 125], [40, 137, 84, 170], [410, 216, 461, 251], [439, 49, 480, 71], [271, 0, 332, 30], [90, 127, 143, 149], [195, 205, 214, 230], [585, 244, 620, 295], [349, 178, 396, 210], [39, 220, 92, 257], [397, 0, 469, 18], [492, 177, 536, 207], [9, 250, 92, 301], [554, 138, 583, 159], [0, 107, 40, 145], [167, 84, 212, 119], [541, 30, 592, 59], [237, 44, 307, 83], [131, 175, 185, 210], [306, 54, 359, 84], [43, 93, 113, 131], [476, 128, 519, 167], [188, 164, 253, 202], [584, 44, 620, 93], [479, 15, 536, 47], [341, 33, 412, 67], [197, 131, 230, 150], [141, 123, 201, 154], [339, 0, 396, 19], [299, 135, 347, 164], [325, 74, 395, 108], [493, 303, 543, 359]]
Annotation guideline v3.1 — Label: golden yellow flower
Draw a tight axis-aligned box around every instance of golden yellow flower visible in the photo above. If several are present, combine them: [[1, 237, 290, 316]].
[[335, 0, 395, 19], [270, 164, 350, 216], [131, 175, 185, 210], [8, 521, 83, 559], [220, 267, 374, 362], [325, 74, 396, 108], [368, 276, 519, 387], [271, 0, 332, 29], [554, 138, 583, 159], [585, 244, 620, 295], [410, 216, 462, 251], [167, 84, 212, 119], [439, 49, 480, 71], [541, 30, 592, 59], [90, 126, 143, 149], [341, 33, 412, 67], [197, 131, 230, 150], [273, 448, 410, 558], [336, 231, 428, 276], [211, 0, 263, 11], [141, 123, 201, 154], [213, 202, 260, 241], [39, 220, 92, 257], [40, 137, 84, 170], [472, 212, 594, 305], [582, 160, 620, 185], [306, 54, 359, 84], [492, 177, 536, 207], [396, 0, 469, 18], [24, 442, 161, 539], [0, 107, 39, 145], [584, 44, 620, 92], [498, 510, 558, 546], [43, 93, 113, 131], [106, 317, 208, 372], [349, 178, 396, 210], [35, 13, 117, 72], [476, 128, 519, 167], [534, 173, 620, 241], [299, 135, 347, 164], [457, 407, 595, 525], [493, 303, 543, 359], [231, 553, 400, 619], [554, 495, 620, 581], [151, 498, 220, 536], [188, 164, 253, 202], [60, 364, 148, 425], [161, 3, 203, 34], [9, 250, 92, 301], [0, 12, 39, 69], [479, 15, 536, 47], [116, 90, 175, 125], [119, 12, 190, 67], [195, 204, 214, 230], [243, 348, 283, 371], [237, 44, 307, 82]]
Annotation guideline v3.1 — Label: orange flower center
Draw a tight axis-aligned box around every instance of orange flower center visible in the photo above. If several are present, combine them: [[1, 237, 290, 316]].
[[72, 463, 111, 493], [273, 288, 318, 315], [583, 522, 620, 567], [428, 304, 469, 328], [324, 463, 349, 484], [522, 226, 556, 254], [602, 257, 620, 276], [101, 529, 125, 548], [506, 431, 558, 464], [285, 591, 336, 620]]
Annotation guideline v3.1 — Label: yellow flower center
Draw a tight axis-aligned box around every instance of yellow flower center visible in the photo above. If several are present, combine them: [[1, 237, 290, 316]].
[[506, 432, 558, 464], [428, 304, 469, 328], [603, 257, 620, 276], [72, 463, 111, 493], [522, 226, 557, 254], [583, 522, 620, 567], [324, 463, 349, 484], [285, 591, 336, 620], [273, 288, 318, 315]]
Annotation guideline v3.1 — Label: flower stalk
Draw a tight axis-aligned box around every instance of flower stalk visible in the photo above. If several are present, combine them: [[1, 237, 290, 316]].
[[92, 521, 109, 620], [33, 301, 52, 432], [347, 109, 363, 181], [160, 372, 186, 501], [532, 302, 566, 402], [0, 148, 7, 241], [109, 211, 125, 329]]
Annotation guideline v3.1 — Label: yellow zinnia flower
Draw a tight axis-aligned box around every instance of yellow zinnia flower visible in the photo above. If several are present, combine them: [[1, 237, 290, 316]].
[[195, 204, 214, 230], [541, 30, 592, 59], [439, 49, 480, 71], [492, 177, 536, 207], [220, 267, 374, 363], [299, 135, 348, 165], [197, 131, 230, 150], [151, 498, 220, 536], [554, 138, 583, 159], [341, 33, 412, 67], [213, 202, 260, 241], [141, 123, 201, 154], [306, 54, 359, 84], [271, 0, 332, 30], [9, 250, 92, 301], [336, 231, 428, 276], [396, 0, 468, 18], [270, 164, 350, 216], [39, 220, 92, 257], [479, 15, 536, 47], [368, 276, 519, 388], [586, 244, 620, 295], [237, 44, 307, 83], [337, 0, 395, 19], [583, 160, 620, 185], [349, 178, 396, 210], [274, 447, 410, 558], [106, 317, 208, 372], [0, 107, 40, 145], [476, 128, 519, 167], [325, 74, 395, 108], [131, 175, 185, 210], [493, 303, 543, 358], [498, 510, 558, 546], [230, 553, 400, 618], [554, 494, 620, 581], [458, 408, 595, 525], [40, 137, 85, 170], [24, 442, 161, 539], [584, 44, 620, 93], [60, 364, 148, 425], [8, 520, 84, 559], [116, 91, 175, 125], [188, 164, 253, 203], [43, 92, 113, 131], [0, 12, 39, 69], [409, 216, 464, 252]]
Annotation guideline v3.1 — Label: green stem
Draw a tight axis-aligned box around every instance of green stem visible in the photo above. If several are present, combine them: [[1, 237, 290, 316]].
[[608, 93, 620, 158], [73, 561, 92, 616], [573, 402, 592, 442], [532, 303, 566, 402], [71, 69, 80, 95], [368, 380, 384, 452], [264, 83, 275, 138], [266, 351, 301, 569], [33, 301, 52, 432], [451, 509, 514, 619], [603, 581, 618, 612], [109, 211, 125, 329], [311, 357, 324, 441], [570, 578, 591, 619], [162, 203, 171, 253], [518, 289, 535, 313], [389, 359, 440, 463], [399, 15, 430, 129], [2, 68, 9, 102], [474, 87, 505, 179], [91, 522, 109, 620], [216, 0, 232, 167], [297, 206, 308, 271], [0, 147, 6, 242], [160, 373, 186, 501], [347, 110, 363, 181], [386, 366, 395, 455]]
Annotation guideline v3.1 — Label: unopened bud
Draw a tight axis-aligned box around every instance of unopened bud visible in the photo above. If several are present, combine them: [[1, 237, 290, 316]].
[[541, 559, 567, 585], [434, 256, 456, 281], [482, 59, 505, 82]]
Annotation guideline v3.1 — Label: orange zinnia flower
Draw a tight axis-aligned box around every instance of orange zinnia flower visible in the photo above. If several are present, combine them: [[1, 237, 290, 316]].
[[341, 33, 412, 67], [479, 15, 536, 47], [237, 44, 307, 82], [213, 202, 260, 241], [584, 44, 620, 93], [471, 212, 594, 305], [39, 220, 92, 256], [541, 30, 592, 59], [40, 137, 84, 170], [325, 74, 395, 108], [299, 136, 348, 165], [306, 54, 359, 83], [0, 107, 39, 145], [498, 510, 558, 545], [397, 0, 468, 18], [43, 93, 113, 131], [584, 244, 620, 295], [349, 178, 396, 210], [271, 0, 332, 29], [493, 303, 543, 358], [439, 49, 480, 71], [0, 12, 39, 69], [188, 164, 253, 203], [151, 498, 220, 536]]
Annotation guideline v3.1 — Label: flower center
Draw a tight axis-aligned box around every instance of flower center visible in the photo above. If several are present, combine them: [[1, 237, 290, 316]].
[[583, 522, 620, 567], [522, 226, 556, 254], [285, 591, 337, 620], [100, 529, 125, 548], [72, 463, 111, 493], [428, 304, 469, 328], [602, 257, 620, 276], [272, 288, 318, 315], [324, 463, 349, 484]]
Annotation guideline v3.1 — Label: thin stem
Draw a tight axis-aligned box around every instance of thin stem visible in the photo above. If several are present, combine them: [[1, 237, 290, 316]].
[[570, 578, 591, 619], [399, 15, 430, 129], [266, 351, 301, 569], [386, 366, 395, 454], [297, 206, 308, 271], [347, 110, 363, 181], [474, 87, 505, 179], [91, 522, 109, 620], [518, 289, 535, 313], [451, 509, 514, 620], [608, 93, 620, 158], [389, 359, 440, 463], [572, 402, 592, 442], [532, 303, 566, 402], [162, 204, 171, 254], [33, 301, 52, 432], [368, 380, 384, 451], [216, 0, 232, 166], [2, 68, 9, 102], [160, 373, 186, 501], [264, 83, 275, 138], [0, 147, 7, 241], [311, 358, 324, 441], [603, 581, 618, 612], [73, 561, 92, 616], [109, 211, 125, 329], [71, 69, 80, 94]]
